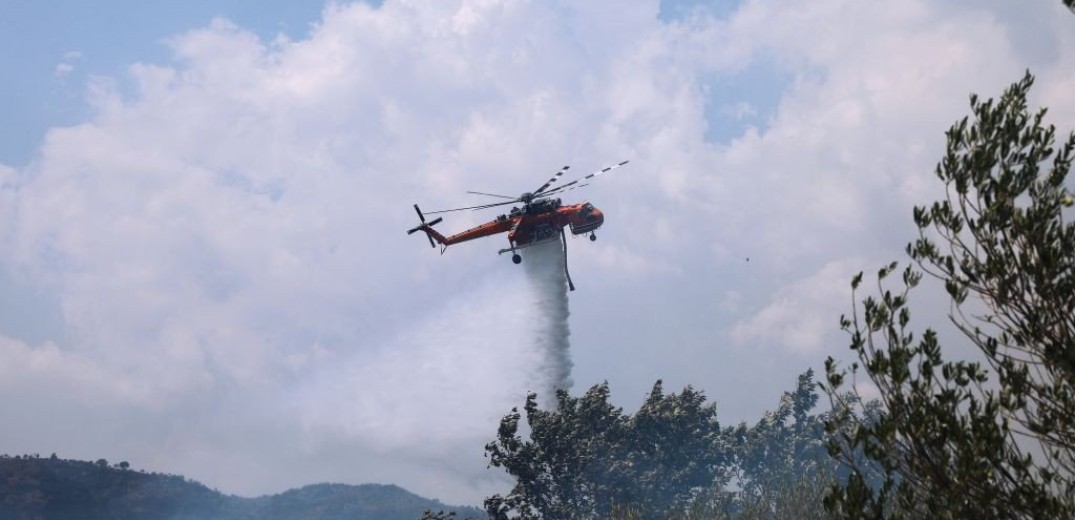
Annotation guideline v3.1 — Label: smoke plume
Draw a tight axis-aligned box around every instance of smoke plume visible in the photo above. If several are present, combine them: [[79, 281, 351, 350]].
[[522, 236, 573, 406]]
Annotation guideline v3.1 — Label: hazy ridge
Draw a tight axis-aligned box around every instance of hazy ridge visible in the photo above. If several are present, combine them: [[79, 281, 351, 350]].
[[0, 455, 485, 520]]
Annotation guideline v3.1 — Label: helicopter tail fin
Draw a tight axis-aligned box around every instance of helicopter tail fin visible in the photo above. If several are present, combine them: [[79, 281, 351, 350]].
[[407, 204, 447, 248]]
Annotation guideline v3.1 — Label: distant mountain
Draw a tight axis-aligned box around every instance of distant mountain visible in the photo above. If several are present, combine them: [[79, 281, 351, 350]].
[[0, 455, 485, 520]]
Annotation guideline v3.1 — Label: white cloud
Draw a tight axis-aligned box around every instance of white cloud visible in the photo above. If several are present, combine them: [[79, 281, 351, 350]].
[[2, 0, 1073, 505], [0, 335, 141, 406], [731, 258, 861, 354], [0, 164, 15, 242], [720, 101, 757, 120], [54, 63, 75, 77], [53, 51, 83, 78]]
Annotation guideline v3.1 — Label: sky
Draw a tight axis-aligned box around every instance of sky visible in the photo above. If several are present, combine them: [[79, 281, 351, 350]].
[[1, 0, 1074, 507]]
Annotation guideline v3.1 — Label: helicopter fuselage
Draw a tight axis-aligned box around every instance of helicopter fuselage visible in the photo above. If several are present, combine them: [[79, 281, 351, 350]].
[[431, 200, 604, 249], [406, 160, 628, 290]]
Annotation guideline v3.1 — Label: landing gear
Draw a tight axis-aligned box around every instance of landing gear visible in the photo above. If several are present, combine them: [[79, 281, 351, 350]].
[[512, 253, 522, 264], [589, 232, 597, 242]]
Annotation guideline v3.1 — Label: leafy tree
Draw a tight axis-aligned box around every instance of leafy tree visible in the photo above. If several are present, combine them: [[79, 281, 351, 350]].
[[726, 369, 839, 519], [625, 371, 862, 520], [419, 511, 478, 520], [484, 371, 851, 520], [484, 381, 731, 520], [419, 511, 456, 520], [823, 72, 1075, 518], [733, 370, 826, 494]]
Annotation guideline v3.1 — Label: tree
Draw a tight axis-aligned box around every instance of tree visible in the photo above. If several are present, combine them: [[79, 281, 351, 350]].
[[420, 511, 473, 520], [727, 369, 838, 520], [733, 370, 826, 493], [483, 381, 731, 520], [483, 371, 848, 520], [823, 72, 1075, 518]]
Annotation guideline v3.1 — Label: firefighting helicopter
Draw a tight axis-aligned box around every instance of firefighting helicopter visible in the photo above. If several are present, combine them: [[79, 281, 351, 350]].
[[407, 160, 629, 291]]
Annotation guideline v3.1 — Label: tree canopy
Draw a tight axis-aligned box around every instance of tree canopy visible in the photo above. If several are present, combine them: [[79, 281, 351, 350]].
[[484, 381, 730, 519], [483, 371, 842, 520], [823, 72, 1075, 519]]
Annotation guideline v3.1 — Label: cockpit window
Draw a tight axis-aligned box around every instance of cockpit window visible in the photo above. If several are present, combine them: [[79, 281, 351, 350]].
[[581, 203, 594, 215]]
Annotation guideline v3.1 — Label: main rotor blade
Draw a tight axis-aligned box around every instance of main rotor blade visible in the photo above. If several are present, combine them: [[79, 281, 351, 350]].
[[535, 184, 588, 199], [539, 160, 628, 196], [533, 165, 570, 195], [425, 200, 516, 214], [466, 190, 517, 200]]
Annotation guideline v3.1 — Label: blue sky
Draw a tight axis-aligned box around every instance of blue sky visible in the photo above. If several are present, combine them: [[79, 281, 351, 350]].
[[1, 0, 1073, 507], [0, 1, 327, 165], [0, 0, 751, 166]]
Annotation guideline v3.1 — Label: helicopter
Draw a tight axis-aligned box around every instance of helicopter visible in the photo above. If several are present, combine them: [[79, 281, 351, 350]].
[[407, 160, 629, 291]]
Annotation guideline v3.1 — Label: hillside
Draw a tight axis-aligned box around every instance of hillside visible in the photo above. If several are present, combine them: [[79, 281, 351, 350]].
[[0, 455, 484, 520]]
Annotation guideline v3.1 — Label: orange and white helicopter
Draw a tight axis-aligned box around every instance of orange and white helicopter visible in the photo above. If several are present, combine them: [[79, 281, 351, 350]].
[[407, 160, 629, 290]]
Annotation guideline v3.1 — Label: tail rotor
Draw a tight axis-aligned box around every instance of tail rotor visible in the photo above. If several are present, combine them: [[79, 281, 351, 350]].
[[407, 204, 443, 248]]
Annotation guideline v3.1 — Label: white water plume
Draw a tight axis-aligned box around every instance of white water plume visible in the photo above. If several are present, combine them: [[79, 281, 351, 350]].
[[521, 236, 573, 406]]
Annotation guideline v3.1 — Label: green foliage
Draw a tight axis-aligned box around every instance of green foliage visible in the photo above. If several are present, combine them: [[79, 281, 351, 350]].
[[733, 370, 825, 493], [823, 72, 1075, 518], [726, 369, 838, 520], [420, 511, 459, 520], [1, 456, 230, 520], [421, 510, 480, 520], [484, 381, 731, 519], [484, 371, 842, 520]]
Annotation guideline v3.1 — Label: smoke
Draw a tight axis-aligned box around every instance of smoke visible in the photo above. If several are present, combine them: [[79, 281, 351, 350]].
[[521, 236, 573, 406]]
